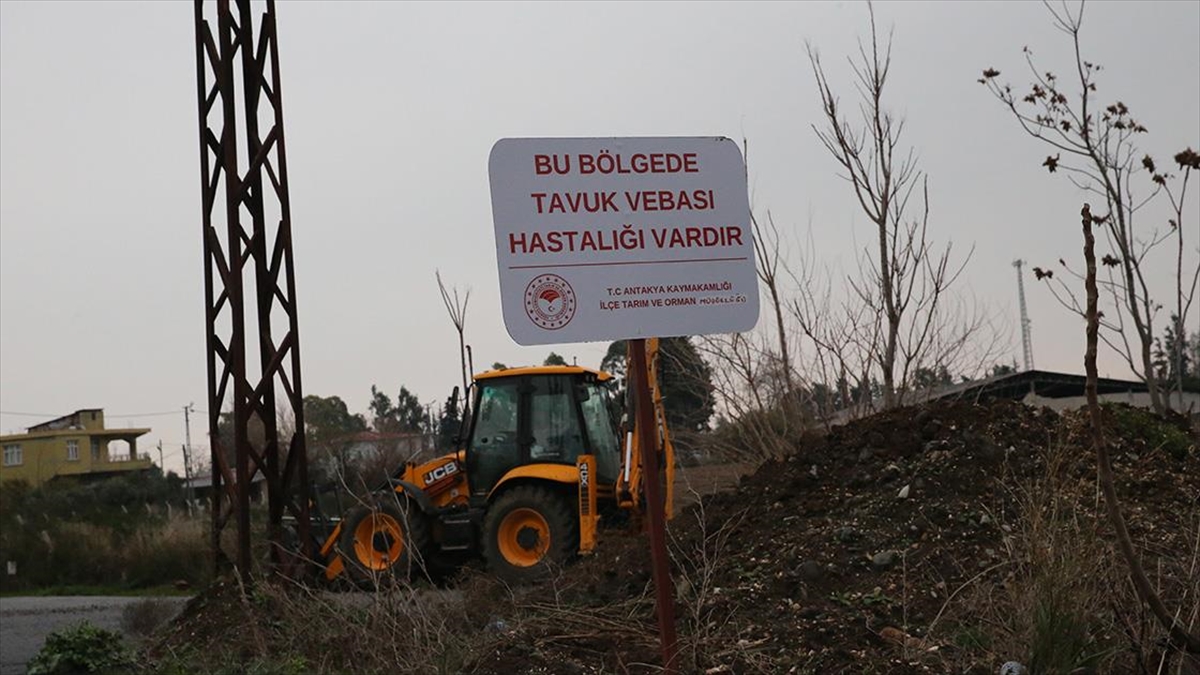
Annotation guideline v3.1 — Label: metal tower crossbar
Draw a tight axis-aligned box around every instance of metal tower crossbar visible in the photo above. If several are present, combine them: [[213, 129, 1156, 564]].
[[192, 0, 311, 581]]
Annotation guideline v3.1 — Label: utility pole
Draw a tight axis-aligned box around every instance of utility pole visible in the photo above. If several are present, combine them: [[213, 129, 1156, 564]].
[[157, 440, 164, 471], [1013, 259, 1034, 371], [183, 403, 195, 484]]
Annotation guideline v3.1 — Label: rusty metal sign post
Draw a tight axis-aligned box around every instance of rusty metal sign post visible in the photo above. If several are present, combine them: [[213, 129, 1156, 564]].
[[629, 338, 679, 671], [192, 0, 311, 581]]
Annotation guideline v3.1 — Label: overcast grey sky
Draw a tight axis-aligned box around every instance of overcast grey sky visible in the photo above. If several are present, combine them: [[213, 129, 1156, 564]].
[[2, 1, 1197, 475]]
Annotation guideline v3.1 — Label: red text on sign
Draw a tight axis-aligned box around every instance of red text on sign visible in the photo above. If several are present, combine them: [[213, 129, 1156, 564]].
[[507, 225, 743, 255], [531, 152, 700, 176], [529, 190, 715, 214], [578, 152, 698, 175]]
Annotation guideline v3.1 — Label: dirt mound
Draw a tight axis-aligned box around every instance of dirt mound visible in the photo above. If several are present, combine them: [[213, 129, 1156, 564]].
[[478, 400, 1198, 674], [143, 400, 1197, 674], [144, 579, 259, 662]]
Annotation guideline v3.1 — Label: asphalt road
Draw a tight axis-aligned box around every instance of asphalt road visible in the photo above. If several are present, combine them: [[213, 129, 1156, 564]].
[[0, 596, 189, 675]]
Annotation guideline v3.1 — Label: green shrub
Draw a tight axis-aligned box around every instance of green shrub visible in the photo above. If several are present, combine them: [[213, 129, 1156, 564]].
[[26, 621, 135, 675], [1028, 585, 1106, 674], [1104, 404, 1194, 460]]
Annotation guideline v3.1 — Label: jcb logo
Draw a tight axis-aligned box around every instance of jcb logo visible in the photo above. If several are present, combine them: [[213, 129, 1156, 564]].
[[423, 462, 459, 486]]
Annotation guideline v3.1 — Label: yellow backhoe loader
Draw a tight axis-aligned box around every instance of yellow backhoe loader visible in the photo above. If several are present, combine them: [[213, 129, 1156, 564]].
[[313, 339, 675, 585]]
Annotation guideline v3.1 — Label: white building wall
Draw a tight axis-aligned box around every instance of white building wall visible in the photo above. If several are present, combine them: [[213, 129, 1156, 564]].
[[1024, 391, 1200, 415]]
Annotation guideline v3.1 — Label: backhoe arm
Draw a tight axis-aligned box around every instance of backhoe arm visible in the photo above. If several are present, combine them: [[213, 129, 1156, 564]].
[[616, 337, 676, 521]]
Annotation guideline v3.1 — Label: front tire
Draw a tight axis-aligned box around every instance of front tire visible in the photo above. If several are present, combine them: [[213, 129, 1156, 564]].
[[482, 485, 578, 584], [338, 494, 429, 588]]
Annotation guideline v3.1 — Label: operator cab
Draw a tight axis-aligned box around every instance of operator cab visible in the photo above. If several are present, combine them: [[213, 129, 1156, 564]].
[[465, 366, 621, 499]]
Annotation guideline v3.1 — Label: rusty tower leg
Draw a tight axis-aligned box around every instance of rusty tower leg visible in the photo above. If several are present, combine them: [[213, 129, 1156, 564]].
[[192, 0, 311, 583]]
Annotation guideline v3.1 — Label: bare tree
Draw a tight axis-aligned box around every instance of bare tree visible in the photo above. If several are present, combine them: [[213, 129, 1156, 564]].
[[1080, 204, 1200, 654], [744, 139, 796, 401], [694, 331, 801, 461], [435, 271, 471, 410], [704, 7, 1001, 432], [981, 1, 1199, 413], [695, 333, 764, 414], [1161, 149, 1200, 410], [692, 143, 808, 458], [786, 224, 881, 422], [753, 214, 795, 396], [807, 4, 973, 409]]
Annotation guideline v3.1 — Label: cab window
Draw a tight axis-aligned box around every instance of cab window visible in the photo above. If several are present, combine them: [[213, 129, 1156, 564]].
[[528, 375, 584, 463], [468, 380, 521, 495], [579, 382, 620, 484]]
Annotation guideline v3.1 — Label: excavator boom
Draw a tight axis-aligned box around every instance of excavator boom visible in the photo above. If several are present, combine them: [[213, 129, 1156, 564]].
[[616, 337, 676, 521]]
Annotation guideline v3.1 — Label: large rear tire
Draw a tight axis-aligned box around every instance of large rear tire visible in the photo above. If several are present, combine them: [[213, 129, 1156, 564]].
[[482, 485, 577, 584], [338, 494, 430, 588]]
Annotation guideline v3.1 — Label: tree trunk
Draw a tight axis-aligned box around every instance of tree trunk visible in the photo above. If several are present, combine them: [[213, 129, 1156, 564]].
[[878, 216, 898, 409], [1139, 327, 1165, 414], [1081, 204, 1199, 654], [770, 281, 793, 398]]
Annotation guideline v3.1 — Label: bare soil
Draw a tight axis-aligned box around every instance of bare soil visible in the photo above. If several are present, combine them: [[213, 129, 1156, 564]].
[[475, 400, 1199, 674], [149, 400, 1199, 674]]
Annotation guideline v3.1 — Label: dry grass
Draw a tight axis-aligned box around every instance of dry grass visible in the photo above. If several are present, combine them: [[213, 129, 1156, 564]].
[[123, 515, 209, 586], [147, 570, 507, 675], [121, 598, 183, 639], [930, 434, 1200, 675], [667, 492, 774, 673], [5, 514, 209, 590]]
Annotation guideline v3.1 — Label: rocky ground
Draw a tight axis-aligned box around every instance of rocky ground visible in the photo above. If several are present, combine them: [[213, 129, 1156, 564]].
[[474, 401, 1199, 674], [148, 400, 1199, 674]]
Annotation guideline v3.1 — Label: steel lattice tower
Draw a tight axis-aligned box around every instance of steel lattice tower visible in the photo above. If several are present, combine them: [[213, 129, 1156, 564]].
[[193, 0, 311, 581], [1013, 259, 1034, 371]]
